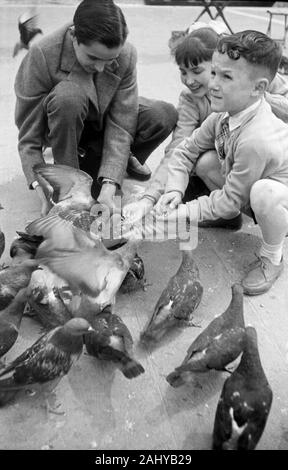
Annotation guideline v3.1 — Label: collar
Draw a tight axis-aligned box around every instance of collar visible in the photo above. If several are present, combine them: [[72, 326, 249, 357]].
[[223, 99, 262, 132]]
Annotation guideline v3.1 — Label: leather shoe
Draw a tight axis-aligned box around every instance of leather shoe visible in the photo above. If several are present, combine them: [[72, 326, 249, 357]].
[[242, 255, 284, 295], [198, 213, 243, 230], [127, 154, 151, 181]]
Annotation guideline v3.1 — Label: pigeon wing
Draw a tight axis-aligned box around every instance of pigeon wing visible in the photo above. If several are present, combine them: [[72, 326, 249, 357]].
[[33, 164, 93, 204], [109, 314, 134, 352], [0, 330, 51, 379], [212, 397, 232, 450], [26, 213, 96, 252], [37, 249, 110, 296]]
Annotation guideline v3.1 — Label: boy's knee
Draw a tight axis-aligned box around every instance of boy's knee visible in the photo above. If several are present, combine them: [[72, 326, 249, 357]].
[[195, 150, 218, 179], [250, 179, 276, 215], [44, 82, 88, 118]]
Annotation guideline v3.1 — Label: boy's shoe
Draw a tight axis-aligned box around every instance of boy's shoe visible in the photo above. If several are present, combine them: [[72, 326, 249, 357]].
[[127, 154, 151, 181], [241, 255, 284, 296], [198, 213, 243, 230]]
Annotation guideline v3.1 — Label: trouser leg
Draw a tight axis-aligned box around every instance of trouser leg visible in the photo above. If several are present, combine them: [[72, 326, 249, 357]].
[[131, 97, 178, 164], [43, 81, 89, 168]]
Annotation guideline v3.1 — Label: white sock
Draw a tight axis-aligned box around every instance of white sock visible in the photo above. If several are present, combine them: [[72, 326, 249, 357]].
[[259, 240, 284, 265]]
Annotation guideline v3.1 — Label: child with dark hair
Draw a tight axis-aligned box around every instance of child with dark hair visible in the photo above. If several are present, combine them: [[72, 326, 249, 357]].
[[14, 0, 177, 216], [124, 26, 288, 224], [157, 30, 288, 295]]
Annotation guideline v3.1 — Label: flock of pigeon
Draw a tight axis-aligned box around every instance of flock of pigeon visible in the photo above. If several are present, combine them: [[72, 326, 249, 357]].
[[0, 162, 274, 450]]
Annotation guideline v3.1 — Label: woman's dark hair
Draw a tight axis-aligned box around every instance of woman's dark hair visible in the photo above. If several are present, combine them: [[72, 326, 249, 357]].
[[73, 0, 128, 48], [175, 27, 219, 68], [217, 30, 282, 81]]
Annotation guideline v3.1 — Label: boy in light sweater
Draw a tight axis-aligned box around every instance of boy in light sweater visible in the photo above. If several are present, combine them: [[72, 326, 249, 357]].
[[156, 30, 288, 295], [123, 27, 288, 230]]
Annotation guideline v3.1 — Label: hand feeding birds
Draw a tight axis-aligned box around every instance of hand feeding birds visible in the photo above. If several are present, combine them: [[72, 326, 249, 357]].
[[140, 248, 203, 344], [212, 326, 273, 450], [166, 284, 245, 387], [0, 317, 94, 411]]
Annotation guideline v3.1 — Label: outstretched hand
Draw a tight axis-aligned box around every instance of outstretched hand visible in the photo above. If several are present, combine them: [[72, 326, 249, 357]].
[[154, 203, 188, 223], [154, 191, 182, 216]]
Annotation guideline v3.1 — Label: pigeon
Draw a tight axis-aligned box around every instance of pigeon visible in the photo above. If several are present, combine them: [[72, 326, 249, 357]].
[[0, 204, 4, 260], [82, 306, 145, 379], [0, 264, 38, 310], [26, 211, 140, 309], [0, 317, 93, 408], [119, 253, 146, 294], [166, 284, 245, 387], [0, 288, 27, 359], [212, 326, 273, 450], [140, 249, 203, 343], [26, 266, 72, 329], [10, 231, 43, 265], [13, 12, 43, 58], [32, 163, 95, 213]]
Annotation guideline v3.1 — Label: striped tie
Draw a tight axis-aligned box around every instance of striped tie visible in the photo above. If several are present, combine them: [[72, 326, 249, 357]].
[[215, 117, 230, 160]]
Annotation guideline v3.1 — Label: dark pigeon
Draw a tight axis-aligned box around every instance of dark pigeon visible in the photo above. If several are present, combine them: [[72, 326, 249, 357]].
[[212, 326, 273, 450], [82, 306, 145, 379], [0, 288, 27, 359], [166, 284, 245, 387], [0, 318, 93, 407], [141, 250, 203, 343]]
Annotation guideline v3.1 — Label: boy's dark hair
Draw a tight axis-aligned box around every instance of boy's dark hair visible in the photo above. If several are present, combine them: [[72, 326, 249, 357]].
[[217, 30, 282, 81], [73, 0, 128, 48], [175, 27, 219, 68]]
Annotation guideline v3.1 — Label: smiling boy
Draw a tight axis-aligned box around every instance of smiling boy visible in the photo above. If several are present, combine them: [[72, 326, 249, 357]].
[[156, 30, 288, 295]]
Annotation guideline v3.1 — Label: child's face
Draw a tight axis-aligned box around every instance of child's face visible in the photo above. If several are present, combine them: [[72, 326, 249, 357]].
[[179, 61, 211, 98], [209, 51, 259, 115]]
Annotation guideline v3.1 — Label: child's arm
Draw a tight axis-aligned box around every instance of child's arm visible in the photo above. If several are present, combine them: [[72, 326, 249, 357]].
[[143, 91, 204, 203], [165, 113, 218, 196]]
